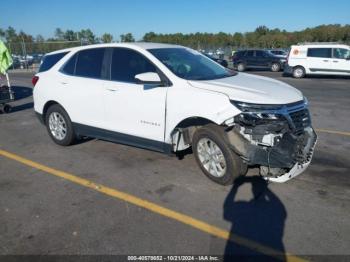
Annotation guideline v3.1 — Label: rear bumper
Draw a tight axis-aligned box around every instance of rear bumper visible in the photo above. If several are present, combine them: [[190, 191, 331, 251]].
[[283, 64, 294, 74]]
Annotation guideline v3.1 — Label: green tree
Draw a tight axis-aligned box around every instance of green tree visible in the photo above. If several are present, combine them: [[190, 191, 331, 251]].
[[101, 33, 113, 43], [55, 28, 64, 40], [64, 30, 78, 41], [5, 27, 17, 43], [78, 29, 96, 44], [143, 32, 157, 42], [120, 33, 135, 42]]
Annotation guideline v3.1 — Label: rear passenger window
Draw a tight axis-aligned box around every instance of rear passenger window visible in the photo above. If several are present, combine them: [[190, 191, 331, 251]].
[[307, 48, 332, 58], [39, 52, 68, 72], [75, 48, 106, 78], [111, 48, 157, 83]]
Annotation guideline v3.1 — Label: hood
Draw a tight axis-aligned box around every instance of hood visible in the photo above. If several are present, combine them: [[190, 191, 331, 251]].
[[188, 73, 303, 104]]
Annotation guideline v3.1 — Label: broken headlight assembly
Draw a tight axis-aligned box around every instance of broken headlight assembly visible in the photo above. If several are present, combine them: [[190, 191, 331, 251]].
[[230, 100, 289, 130], [230, 98, 309, 130]]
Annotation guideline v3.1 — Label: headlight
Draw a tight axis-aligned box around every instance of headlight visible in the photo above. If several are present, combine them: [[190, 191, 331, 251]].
[[231, 100, 283, 112], [303, 96, 308, 106], [231, 100, 286, 126], [234, 112, 285, 126]]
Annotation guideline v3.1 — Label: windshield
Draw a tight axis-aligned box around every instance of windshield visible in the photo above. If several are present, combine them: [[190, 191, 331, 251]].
[[148, 48, 236, 80]]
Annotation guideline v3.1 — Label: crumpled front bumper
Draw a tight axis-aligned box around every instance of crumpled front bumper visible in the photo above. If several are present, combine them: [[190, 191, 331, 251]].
[[226, 125, 317, 183], [265, 137, 317, 183]]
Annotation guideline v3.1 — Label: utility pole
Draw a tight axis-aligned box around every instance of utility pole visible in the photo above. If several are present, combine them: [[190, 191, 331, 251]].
[[21, 36, 28, 70]]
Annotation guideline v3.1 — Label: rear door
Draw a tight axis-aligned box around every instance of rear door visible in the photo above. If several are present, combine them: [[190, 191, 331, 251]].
[[306, 48, 332, 74], [59, 48, 108, 128], [332, 48, 350, 75]]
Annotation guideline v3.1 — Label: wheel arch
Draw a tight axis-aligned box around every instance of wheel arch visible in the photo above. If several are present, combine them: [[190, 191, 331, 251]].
[[169, 116, 222, 152], [42, 100, 63, 124]]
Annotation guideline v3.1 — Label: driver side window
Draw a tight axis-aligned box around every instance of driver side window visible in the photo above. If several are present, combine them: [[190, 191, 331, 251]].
[[111, 48, 157, 83], [333, 48, 350, 59]]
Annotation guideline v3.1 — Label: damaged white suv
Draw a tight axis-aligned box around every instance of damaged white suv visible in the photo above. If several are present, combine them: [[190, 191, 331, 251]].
[[33, 43, 317, 185]]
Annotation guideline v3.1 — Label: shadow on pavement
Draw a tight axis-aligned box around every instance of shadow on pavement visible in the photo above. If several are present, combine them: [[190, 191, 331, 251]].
[[12, 85, 33, 100], [223, 176, 287, 262], [5, 86, 34, 113]]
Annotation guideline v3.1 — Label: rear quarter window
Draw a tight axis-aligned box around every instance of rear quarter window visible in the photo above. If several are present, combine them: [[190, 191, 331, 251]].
[[39, 52, 68, 72]]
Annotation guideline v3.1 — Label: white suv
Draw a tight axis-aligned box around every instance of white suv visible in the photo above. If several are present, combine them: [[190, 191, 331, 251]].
[[33, 43, 317, 185], [285, 43, 350, 78]]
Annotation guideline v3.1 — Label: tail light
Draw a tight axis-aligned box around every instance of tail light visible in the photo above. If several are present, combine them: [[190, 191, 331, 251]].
[[32, 76, 39, 86], [286, 50, 290, 64]]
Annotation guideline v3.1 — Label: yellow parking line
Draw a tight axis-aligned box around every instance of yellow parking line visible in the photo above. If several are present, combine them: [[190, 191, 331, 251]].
[[0, 149, 307, 262], [316, 129, 350, 137]]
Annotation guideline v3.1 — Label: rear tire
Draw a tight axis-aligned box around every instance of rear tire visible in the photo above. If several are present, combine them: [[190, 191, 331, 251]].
[[292, 66, 306, 78], [237, 63, 246, 72], [271, 63, 281, 72], [192, 124, 244, 185], [45, 104, 76, 146], [3, 104, 12, 113]]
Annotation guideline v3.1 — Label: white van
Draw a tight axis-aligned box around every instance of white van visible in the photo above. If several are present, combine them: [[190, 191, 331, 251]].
[[285, 43, 350, 78]]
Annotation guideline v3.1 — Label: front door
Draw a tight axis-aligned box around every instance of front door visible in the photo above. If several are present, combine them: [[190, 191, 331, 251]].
[[332, 48, 350, 75], [254, 50, 270, 68], [103, 47, 168, 148]]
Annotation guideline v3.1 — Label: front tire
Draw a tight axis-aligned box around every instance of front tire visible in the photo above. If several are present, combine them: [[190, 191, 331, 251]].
[[45, 104, 76, 146], [192, 124, 244, 185], [292, 66, 306, 78]]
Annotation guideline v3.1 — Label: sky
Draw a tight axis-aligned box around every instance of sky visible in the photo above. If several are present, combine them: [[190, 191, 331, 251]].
[[1, 0, 349, 40]]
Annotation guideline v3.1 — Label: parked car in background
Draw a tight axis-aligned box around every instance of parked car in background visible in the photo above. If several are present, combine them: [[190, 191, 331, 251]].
[[32, 54, 44, 64], [232, 49, 286, 72], [33, 43, 316, 185], [267, 49, 288, 58], [203, 53, 228, 67], [285, 43, 350, 78]]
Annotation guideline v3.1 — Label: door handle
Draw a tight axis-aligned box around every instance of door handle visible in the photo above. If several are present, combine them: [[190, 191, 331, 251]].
[[333, 60, 339, 63], [106, 88, 118, 92], [323, 60, 329, 62], [60, 82, 68, 85]]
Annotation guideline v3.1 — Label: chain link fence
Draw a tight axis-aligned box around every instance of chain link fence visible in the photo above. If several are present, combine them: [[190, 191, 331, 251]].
[[7, 41, 82, 72]]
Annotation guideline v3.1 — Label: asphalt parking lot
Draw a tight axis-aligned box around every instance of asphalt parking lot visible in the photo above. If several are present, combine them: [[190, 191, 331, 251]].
[[0, 71, 349, 261]]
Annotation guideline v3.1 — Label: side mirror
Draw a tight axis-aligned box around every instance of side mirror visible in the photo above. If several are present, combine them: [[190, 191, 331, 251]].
[[346, 56, 350, 61], [135, 72, 163, 85]]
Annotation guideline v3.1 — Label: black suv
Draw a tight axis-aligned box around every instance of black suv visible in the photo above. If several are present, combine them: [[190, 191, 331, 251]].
[[232, 49, 286, 72]]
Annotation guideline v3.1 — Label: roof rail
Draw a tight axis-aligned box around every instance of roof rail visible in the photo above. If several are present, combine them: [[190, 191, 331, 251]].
[[296, 41, 345, 45]]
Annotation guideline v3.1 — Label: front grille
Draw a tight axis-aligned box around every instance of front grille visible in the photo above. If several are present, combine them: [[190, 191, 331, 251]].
[[289, 109, 311, 135]]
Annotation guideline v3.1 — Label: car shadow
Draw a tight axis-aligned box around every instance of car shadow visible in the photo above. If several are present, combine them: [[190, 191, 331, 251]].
[[5, 86, 34, 113], [12, 85, 33, 100], [223, 176, 287, 262]]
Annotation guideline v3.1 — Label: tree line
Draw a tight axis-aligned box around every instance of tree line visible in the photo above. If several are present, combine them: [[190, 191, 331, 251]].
[[0, 24, 349, 54]]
